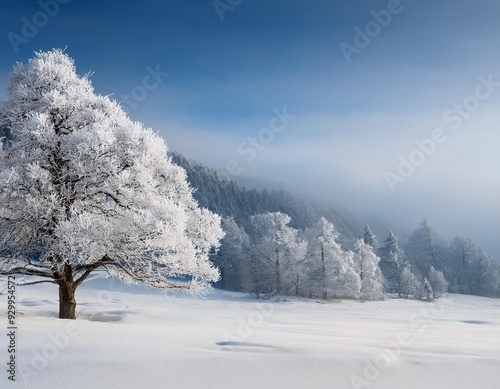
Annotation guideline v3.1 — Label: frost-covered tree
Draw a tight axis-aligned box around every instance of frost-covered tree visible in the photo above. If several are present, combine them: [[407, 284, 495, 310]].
[[475, 254, 500, 297], [423, 277, 433, 301], [447, 237, 476, 294], [304, 217, 336, 299], [405, 219, 447, 278], [288, 234, 308, 296], [249, 212, 306, 296], [353, 239, 384, 300], [0, 110, 11, 144], [305, 217, 360, 299], [213, 217, 250, 290], [337, 250, 362, 300], [379, 231, 408, 297], [0, 50, 224, 319], [447, 236, 499, 296], [428, 266, 447, 299], [363, 224, 378, 249], [400, 268, 420, 299]]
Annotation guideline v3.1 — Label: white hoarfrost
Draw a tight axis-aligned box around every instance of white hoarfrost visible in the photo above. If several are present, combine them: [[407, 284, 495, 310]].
[[428, 266, 448, 299], [353, 239, 385, 300], [304, 217, 360, 299], [0, 49, 224, 294], [249, 212, 307, 296]]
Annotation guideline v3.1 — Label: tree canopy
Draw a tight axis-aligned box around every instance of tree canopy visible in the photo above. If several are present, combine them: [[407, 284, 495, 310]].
[[0, 49, 224, 318]]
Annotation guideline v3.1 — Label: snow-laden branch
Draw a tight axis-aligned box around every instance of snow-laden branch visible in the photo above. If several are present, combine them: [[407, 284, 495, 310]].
[[0, 266, 55, 279], [0, 49, 224, 306]]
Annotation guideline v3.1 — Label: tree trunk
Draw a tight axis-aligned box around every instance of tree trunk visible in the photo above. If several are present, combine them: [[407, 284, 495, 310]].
[[58, 263, 77, 319]]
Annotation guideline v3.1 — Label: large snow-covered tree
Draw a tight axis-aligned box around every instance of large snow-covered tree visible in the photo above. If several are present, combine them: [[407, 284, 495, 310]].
[[0, 50, 224, 319]]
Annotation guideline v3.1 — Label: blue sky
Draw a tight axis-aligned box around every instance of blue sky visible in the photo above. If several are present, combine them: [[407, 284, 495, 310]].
[[1, 0, 499, 257]]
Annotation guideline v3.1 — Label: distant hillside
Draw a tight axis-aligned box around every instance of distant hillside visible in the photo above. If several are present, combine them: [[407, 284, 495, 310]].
[[170, 151, 363, 248]]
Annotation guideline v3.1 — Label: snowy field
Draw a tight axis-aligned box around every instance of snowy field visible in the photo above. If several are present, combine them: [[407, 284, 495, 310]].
[[2, 277, 499, 389]]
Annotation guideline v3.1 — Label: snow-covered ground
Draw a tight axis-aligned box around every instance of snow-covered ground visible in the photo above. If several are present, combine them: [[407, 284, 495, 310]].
[[2, 276, 499, 389]]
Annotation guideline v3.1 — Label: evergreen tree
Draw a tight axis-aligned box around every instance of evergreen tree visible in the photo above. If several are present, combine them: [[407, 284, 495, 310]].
[[214, 217, 250, 291], [446, 236, 500, 296], [405, 219, 447, 278], [363, 224, 378, 248], [353, 239, 384, 300], [380, 231, 408, 297]]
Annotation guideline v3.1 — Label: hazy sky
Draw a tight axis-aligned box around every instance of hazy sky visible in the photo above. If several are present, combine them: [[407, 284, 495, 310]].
[[1, 0, 499, 257]]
